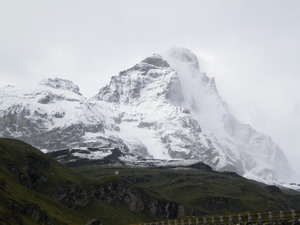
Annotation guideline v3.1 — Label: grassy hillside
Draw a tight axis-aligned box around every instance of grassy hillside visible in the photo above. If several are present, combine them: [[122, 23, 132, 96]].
[[74, 166, 300, 215], [0, 138, 86, 225], [0, 138, 299, 225], [0, 139, 159, 224]]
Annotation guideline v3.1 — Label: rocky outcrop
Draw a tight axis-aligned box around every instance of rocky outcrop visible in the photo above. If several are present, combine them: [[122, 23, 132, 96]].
[[85, 219, 103, 225], [52, 179, 204, 219], [5, 153, 49, 189], [187, 162, 213, 171], [266, 185, 282, 194], [0, 200, 54, 225], [52, 182, 91, 209], [39, 78, 82, 96]]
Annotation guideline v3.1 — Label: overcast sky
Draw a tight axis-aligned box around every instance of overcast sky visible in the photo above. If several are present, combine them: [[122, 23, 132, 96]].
[[1, 0, 300, 173]]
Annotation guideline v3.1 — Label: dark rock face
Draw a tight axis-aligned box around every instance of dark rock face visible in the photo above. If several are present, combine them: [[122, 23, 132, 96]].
[[51, 179, 203, 219], [221, 171, 242, 178], [0, 200, 54, 225], [53, 111, 65, 118], [85, 219, 103, 225], [25, 204, 51, 224], [138, 121, 157, 129], [47, 147, 130, 167], [5, 153, 49, 189], [91, 180, 203, 218], [188, 162, 213, 171], [142, 55, 170, 67], [0, 178, 6, 189], [266, 185, 282, 193], [38, 93, 54, 104], [40, 78, 82, 96], [53, 182, 91, 209]]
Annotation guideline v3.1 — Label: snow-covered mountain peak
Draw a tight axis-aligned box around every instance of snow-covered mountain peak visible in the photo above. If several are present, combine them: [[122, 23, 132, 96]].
[[94, 49, 292, 183], [39, 78, 82, 96], [0, 49, 294, 185], [93, 54, 177, 104]]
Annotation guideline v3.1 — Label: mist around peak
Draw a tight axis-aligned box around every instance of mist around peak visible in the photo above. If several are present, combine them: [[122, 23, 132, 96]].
[[163, 47, 200, 70]]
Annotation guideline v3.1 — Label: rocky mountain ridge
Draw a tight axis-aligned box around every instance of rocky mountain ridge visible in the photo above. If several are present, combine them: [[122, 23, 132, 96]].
[[0, 48, 293, 184]]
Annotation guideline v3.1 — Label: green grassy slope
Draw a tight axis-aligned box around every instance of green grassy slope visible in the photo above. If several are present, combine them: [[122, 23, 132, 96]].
[[74, 166, 300, 215], [0, 138, 86, 225], [0, 138, 171, 225], [1, 138, 299, 225]]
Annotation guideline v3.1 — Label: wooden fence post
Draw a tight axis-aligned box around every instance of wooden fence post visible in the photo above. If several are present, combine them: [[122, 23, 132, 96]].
[[268, 212, 273, 222], [257, 212, 262, 223], [203, 216, 207, 225], [229, 215, 233, 225], [220, 216, 224, 224], [292, 209, 296, 222], [238, 214, 242, 223], [247, 213, 251, 223], [280, 211, 284, 221], [211, 216, 215, 224]]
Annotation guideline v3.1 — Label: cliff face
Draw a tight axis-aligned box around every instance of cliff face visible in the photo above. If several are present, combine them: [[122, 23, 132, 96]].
[[1, 200, 53, 225], [51, 179, 202, 218]]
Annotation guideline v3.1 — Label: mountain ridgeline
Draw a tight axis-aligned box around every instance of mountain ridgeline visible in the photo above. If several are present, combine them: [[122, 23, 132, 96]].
[[0, 48, 292, 184]]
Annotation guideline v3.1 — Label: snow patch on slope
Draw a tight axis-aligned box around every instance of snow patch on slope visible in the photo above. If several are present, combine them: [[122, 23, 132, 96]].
[[114, 121, 170, 159]]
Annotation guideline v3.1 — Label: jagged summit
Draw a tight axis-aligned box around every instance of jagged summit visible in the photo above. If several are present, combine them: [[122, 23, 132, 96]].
[[141, 54, 170, 68], [93, 54, 176, 104], [39, 78, 82, 95]]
